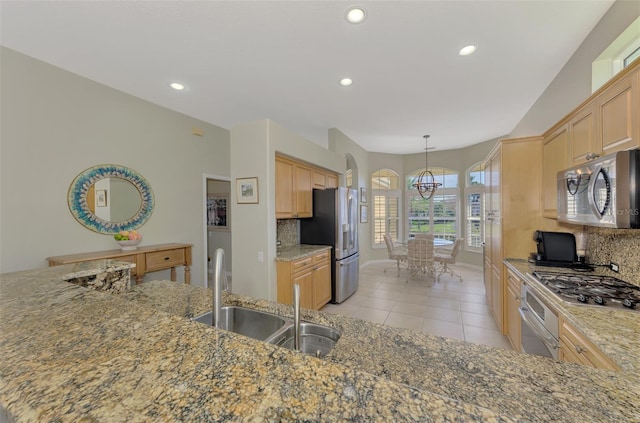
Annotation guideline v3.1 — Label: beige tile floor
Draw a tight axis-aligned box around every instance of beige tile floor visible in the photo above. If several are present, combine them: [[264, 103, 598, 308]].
[[321, 260, 512, 350]]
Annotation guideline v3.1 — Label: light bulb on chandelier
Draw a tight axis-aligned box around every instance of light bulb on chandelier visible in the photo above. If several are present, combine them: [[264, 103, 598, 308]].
[[412, 135, 441, 200]]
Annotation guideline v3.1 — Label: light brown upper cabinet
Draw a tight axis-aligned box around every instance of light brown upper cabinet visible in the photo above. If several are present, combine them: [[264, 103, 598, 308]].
[[313, 169, 339, 189], [275, 158, 295, 219], [567, 60, 639, 167], [598, 70, 638, 155], [542, 124, 568, 218], [567, 103, 597, 166], [276, 154, 338, 219], [294, 164, 313, 218], [313, 170, 327, 190], [326, 173, 338, 189]]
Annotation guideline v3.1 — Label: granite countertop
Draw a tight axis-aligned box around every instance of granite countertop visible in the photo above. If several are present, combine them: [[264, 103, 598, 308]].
[[1, 265, 639, 422], [275, 244, 332, 261], [504, 258, 640, 377]]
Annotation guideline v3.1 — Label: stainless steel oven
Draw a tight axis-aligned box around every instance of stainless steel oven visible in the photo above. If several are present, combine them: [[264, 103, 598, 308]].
[[519, 282, 559, 360]]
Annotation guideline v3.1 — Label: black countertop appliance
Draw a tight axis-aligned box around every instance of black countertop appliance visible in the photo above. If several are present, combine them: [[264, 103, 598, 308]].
[[529, 230, 592, 271]]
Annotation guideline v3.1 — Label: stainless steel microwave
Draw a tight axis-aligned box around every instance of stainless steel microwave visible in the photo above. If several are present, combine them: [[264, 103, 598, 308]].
[[557, 150, 640, 228]]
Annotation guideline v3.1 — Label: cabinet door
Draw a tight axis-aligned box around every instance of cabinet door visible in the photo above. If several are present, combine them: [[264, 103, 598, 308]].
[[292, 270, 314, 310], [313, 170, 326, 189], [312, 257, 331, 310], [505, 271, 521, 352], [275, 159, 294, 219], [483, 155, 494, 307], [568, 104, 597, 166], [490, 267, 504, 333], [488, 152, 501, 270], [326, 173, 338, 189], [294, 164, 313, 218], [598, 72, 639, 155], [483, 256, 492, 307], [559, 318, 619, 371], [542, 125, 568, 218]]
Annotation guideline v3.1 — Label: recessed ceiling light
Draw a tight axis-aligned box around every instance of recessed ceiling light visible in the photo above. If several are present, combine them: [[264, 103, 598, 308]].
[[339, 78, 353, 87], [346, 7, 366, 24], [169, 82, 185, 91], [459, 45, 477, 56]]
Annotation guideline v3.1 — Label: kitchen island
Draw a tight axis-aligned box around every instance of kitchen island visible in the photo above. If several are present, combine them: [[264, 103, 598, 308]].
[[1, 264, 638, 422]]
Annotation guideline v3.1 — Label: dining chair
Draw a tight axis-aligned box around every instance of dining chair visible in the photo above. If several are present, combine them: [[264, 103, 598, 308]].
[[383, 233, 408, 274], [406, 235, 435, 282], [434, 238, 464, 282]]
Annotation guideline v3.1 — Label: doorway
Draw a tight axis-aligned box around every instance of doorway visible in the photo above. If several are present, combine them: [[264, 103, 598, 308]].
[[203, 174, 232, 288]]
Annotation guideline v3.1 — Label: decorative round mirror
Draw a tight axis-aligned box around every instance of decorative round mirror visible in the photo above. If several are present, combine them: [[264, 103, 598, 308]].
[[68, 164, 154, 234]]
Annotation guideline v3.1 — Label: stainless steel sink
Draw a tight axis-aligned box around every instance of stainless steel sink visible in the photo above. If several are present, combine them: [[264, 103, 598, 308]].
[[193, 306, 341, 357], [265, 322, 341, 358], [192, 306, 288, 341]]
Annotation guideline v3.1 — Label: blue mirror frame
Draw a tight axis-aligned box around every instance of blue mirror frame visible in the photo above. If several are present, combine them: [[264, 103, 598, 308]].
[[68, 164, 154, 234]]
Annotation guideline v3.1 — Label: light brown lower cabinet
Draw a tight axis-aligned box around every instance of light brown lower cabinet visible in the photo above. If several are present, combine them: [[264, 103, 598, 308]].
[[505, 269, 522, 352], [277, 249, 331, 310], [559, 316, 619, 371]]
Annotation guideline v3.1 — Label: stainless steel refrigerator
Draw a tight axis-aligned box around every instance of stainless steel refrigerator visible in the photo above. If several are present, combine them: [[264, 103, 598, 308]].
[[300, 187, 359, 303]]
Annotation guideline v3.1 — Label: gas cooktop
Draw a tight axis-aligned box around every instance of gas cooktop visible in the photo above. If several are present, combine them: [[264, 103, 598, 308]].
[[532, 271, 640, 312]]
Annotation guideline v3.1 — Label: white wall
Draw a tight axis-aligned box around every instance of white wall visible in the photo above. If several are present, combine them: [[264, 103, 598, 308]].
[[230, 119, 344, 301], [0, 47, 230, 286], [328, 128, 371, 264], [510, 0, 640, 137]]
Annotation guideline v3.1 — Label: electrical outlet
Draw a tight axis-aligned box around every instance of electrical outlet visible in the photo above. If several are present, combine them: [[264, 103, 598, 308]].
[[610, 262, 620, 273]]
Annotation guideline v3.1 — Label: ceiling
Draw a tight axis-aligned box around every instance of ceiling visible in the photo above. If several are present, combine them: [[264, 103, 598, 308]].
[[0, 1, 614, 154]]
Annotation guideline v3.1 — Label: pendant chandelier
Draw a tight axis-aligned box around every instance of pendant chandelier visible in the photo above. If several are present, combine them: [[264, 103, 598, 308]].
[[413, 135, 441, 200]]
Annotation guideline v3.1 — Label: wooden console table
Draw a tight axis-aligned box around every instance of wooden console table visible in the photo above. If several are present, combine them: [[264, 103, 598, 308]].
[[47, 243, 192, 284]]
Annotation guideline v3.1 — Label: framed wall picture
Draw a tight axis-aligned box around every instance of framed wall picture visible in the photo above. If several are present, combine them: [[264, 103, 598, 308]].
[[207, 194, 229, 230], [96, 189, 107, 207], [360, 187, 367, 203], [236, 177, 259, 204], [360, 204, 368, 223]]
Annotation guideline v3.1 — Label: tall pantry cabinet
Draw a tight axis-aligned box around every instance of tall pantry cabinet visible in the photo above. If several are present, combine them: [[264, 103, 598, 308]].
[[483, 137, 544, 336]]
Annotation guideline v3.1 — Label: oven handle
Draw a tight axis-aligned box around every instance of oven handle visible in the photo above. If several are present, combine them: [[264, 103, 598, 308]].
[[519, 306, 559, 352]]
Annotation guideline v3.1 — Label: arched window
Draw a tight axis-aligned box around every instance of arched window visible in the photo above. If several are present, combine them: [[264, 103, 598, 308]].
[[371, 169, 401, 246], [465, 162, 485, 251], [406, 167, 458, 242]]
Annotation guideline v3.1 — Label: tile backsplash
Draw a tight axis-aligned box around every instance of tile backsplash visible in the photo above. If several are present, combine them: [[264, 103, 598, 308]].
[[277, 219, 299, 248], [586, 227, 640, 286]]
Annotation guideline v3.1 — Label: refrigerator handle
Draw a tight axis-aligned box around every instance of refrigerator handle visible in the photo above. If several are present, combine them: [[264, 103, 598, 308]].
[[339, 253, 360, 266]]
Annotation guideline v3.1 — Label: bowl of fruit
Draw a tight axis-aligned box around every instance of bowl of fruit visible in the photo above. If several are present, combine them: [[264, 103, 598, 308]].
[[114, 230, 143, 251]]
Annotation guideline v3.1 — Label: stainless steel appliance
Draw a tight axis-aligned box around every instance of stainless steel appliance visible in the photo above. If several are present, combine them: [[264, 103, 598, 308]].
[[557, 150, 640, 228], [519, 282, 560, 359], [532, 271, 640, 311], [300, 187, 359, 303]]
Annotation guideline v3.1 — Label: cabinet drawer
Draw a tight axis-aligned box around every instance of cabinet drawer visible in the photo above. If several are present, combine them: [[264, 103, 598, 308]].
[[291, 256, 314, 273], [146, 249, 185, 271], [313, 250, 330, 263], [506, 269, 521, 292], [560, 319, 619, 371]]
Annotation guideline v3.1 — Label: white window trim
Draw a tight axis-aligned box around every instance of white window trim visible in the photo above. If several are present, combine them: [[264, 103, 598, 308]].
[[372, 188, 402, 249], [464, 185, 484, 253]]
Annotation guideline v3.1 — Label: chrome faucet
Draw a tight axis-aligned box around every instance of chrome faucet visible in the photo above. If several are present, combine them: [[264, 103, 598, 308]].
[[293, 283, 300, 351], [212, 248, 229, 328]]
